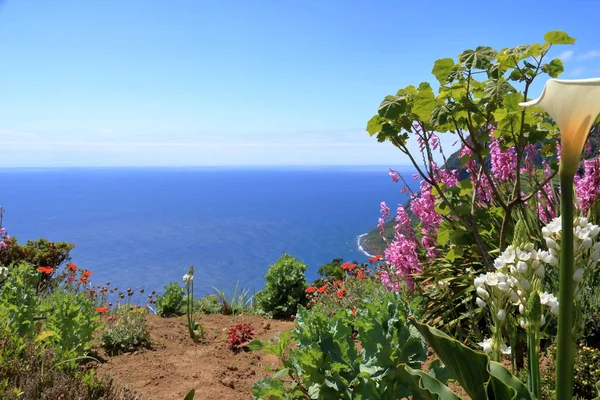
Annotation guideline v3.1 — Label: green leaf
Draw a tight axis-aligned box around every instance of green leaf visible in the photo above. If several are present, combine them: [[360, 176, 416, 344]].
[[459, 46, 497, 70], [428, 359, 452, 385], [482, 79, 514, 103], [394, 365, 463, 400], [544, 30, 576, 45], [542, 58, 564, 78], [378, 95, 407, 119], [409, 318, 536, 400], [366, 115, 384, 136], [183, 389, 195, 400], [432, 58, 455, 85], [436, 224, 450, 246]]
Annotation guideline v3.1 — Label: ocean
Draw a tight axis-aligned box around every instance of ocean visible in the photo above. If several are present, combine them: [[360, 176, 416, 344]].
[[0, 167, 416, 296]]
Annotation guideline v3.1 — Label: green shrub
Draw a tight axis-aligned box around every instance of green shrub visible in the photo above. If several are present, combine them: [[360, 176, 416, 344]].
[[255, 253, 308, 319], [251, 291, 428, 398], [101, 305, 151, 355], [0, 237, 74, 271], [316, 258, 346, 281], [155, 282, 185, 317], [0, 262, 41, 338], [196, 294, 222, 314]]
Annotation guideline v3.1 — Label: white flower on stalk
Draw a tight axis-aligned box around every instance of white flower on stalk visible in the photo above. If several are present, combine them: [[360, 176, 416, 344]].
[[478, 338, 493, 353], [477, 287, 490, 300], [535, 264, 545, 278], [183, 273, 193, 284], [474, 276, 485, 289], [573, 268, 584, 282], [516, 261, 528, 273], [476, 297, 487, 308], [520, 78, 600, 176], [500, 344, 512, 355]]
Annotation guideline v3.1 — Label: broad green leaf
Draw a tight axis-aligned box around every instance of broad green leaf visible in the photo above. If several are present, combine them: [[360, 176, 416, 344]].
[[542, 58, 564, 78], [544, 30, 576, 45], [414, 96, 438, 122], [432, 58, 455, 85], [409, 318, 536, 400], [436, 224, 450, 246], [378, 95, 407, 119], [366, 114, 384, 136], [482, 79, 514, 103], [459, 46, 497, 70], [394, 365, 463, 400]]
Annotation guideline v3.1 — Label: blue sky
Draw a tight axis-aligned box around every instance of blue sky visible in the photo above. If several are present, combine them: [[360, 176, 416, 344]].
[[0, 0, 599, 167]]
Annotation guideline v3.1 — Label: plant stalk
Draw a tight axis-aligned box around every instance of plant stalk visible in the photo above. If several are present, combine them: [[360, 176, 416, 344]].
[[555, 172, 575, 400]]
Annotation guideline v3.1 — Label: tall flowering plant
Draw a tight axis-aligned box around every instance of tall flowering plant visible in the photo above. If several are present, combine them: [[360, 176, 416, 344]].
[[520, 77, 600, 399], [183, 266, 204, 342]]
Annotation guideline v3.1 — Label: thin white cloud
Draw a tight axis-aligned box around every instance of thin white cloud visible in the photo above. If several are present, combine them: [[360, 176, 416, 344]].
[[0, 129, 35, 137], [559, 50, 574, 61], [577, 50, 600, 61], [568, 67, 586, 77]]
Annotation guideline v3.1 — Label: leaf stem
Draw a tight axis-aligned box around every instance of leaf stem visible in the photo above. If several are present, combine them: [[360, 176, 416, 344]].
[[556, 172, 575, 400]]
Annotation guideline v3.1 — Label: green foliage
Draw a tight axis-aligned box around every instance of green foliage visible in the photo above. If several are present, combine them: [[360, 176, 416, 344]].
[[0, 237, 75, 270], [41, 288, 100, 360], [101, 305, 151, 355], [195, 294, 223, 314], [155, 282, 185, 317], [256, 253, 308, 319], [252, 292, 429, 399], [0, 262, 41, 338], [212, 281, 255, 316], [316, 257, 346, 281]]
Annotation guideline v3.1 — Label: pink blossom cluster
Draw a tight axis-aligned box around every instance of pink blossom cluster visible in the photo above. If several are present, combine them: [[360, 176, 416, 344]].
[[575, 155, 600, 214], [535, 161, 558, 224], [0, 207, 8, 251], [459, 144, 493, 203], [490, 135, 517, 182], [383, 233, 420, 290]]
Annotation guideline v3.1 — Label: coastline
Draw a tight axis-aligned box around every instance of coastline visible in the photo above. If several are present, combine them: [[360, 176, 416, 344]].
[[357, 233, 374, 257]]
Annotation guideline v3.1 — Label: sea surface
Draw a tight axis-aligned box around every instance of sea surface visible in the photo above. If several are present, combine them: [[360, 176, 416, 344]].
[[0, 167, 416, 296]]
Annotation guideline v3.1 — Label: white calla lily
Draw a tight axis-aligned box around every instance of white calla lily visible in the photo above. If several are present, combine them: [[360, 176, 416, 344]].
[[520, 78, 600, 176]]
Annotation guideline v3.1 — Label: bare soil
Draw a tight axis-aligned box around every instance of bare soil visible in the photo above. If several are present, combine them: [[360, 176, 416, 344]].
[[96, 314, 294, 400]]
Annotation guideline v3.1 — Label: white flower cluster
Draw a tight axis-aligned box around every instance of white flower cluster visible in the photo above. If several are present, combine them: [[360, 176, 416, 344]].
[[542, 217, 600, 285], [475, 244, 559, 330], [0, 266, 7, 279], [183, 273, 193, 284]]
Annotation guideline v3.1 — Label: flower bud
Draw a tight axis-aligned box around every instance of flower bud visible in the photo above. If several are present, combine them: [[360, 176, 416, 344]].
[[573, 268, 584, 282], [497, 309, 506, 322], [476, 287, 490, 300], [516, 261, 528, 273], [476, 297, 487, 308]]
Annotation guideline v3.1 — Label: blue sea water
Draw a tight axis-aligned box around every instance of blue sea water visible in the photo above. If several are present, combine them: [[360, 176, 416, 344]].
[[0, 167, 416, 296]]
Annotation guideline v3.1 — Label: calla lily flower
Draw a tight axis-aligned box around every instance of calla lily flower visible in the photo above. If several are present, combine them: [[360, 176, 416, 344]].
[[520, 78, 600, 176]]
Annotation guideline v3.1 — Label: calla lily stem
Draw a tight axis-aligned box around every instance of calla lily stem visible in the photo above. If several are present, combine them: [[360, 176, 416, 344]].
[[556, 172, 575, 400]]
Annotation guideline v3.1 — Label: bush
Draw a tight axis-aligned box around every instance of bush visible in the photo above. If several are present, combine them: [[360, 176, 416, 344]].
[[101, 305, 151, 355], [0, 262, 40, 338], [0, 237, 75, 271], [155, 282, 185, 317], [196, 294, 222, 314], [255, 253, 308, 319], [251, 291, 428, 398]]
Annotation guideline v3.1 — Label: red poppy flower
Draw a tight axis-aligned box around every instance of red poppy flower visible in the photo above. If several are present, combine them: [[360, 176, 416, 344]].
[[36, 266, 54, 274], [336, 289, 346, 298], [316, 286, 327, 294], [356, 270, 366, 279], [334, 280, 344, 288], [368, 254, 383, 263], [352, 307, 358, 316], [67, 263, 78, 271], [305, 286, 316, 293], [67, 276, 74, 282], [341, 262, 356, 271], [94, 306, 109, 313], [81, 270, 92, 277], [80, 276, 89, 284]]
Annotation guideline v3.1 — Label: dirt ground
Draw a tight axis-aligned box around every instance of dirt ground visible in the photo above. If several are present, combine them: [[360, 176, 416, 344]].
[[96, 314, 294, 400]]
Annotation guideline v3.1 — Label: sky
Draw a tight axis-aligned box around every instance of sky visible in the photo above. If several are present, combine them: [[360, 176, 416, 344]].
[[0, 0, 599, 167]]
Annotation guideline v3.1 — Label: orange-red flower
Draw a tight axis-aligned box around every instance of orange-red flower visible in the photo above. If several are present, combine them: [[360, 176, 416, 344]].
[[336, 289, 346, 298], [316, 286, 327, 294], [334, 280, 344, 288], [341, 262, 356, 271], [80, 276, 89, 284], [352, 307, 358, 316], [67, 276, 74, 282], [94, 306, 109, 313], [36, 266, 54, 274], [305, 286, 316, 293], [67, 263, 78, 271], [81, 270, 92, 277], [368, 254, 383, 263], [356, 270, 366, 279]]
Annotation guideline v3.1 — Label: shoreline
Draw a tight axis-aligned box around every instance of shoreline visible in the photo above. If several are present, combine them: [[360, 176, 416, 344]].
[[356, 233, 374, 257]]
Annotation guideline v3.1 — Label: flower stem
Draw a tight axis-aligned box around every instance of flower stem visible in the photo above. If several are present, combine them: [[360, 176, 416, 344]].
[[556, 172, 575, 400]]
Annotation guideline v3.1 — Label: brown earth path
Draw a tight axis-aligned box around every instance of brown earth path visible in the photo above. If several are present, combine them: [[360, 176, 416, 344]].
[[96, 314, 294, 400]]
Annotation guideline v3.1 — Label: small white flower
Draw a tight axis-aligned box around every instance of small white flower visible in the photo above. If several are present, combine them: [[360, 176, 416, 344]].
[[591, 250, 600, 262], [478, 338, 493, 353], [547, 254, 559, 267], [535, 264, 545, 278], [519, 303, 525, 315], [494, 259, 506, 270], [551, 301, 559, 315], [516, 261, 528, 273], [520, 278, 531, 291], [573, 268, 584, 282], [474, 276, 485, 288], [500, 344, 512, 355], [183, 273, 193, 283], [545, 237, 558, 250], [497, 309, 506, 322], [582, 237, 593, 249], [497, 281, 511, 292], [509, 291, 520, 304], [540, 314, 546, 326], [476, 297, 487, 308], [477, 287, 490, 300], [520, 318, 527, 329], [0, 266, 7, 279]]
